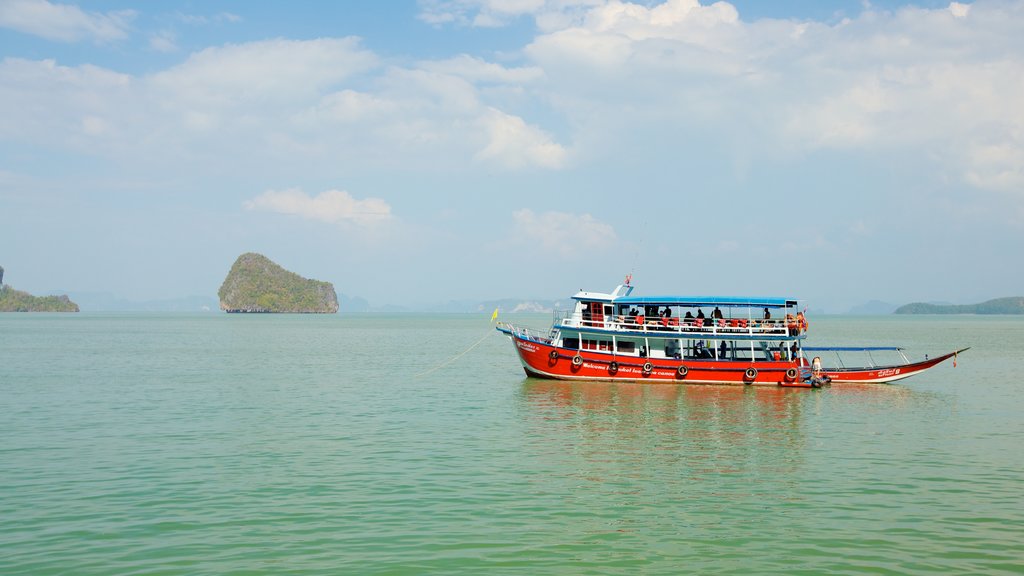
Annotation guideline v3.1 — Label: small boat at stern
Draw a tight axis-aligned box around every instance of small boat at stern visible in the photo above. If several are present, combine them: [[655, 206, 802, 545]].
[[496, 279, 966, 387]]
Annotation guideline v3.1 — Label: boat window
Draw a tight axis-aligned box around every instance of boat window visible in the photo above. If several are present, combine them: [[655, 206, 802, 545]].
[[582, 339, 612, 351], [665, 340, 682, 359], [616, 340, 636, 354], [563, 338, 579, 350]]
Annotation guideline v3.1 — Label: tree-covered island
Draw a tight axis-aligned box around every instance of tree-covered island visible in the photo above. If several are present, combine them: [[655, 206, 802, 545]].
[[895, 297, 1024, 314], [218, 253, 339, 313], [0, 265, 80, 312]]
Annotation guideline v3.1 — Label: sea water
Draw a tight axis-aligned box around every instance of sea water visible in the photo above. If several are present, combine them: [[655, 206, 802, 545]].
[[1, 313, 1022, 574]]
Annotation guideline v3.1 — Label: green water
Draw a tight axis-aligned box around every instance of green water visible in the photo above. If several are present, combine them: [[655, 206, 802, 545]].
[[1, 313, 1022, 574]]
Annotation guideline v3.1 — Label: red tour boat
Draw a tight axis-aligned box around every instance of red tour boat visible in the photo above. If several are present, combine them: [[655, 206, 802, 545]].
[[497, 279, 966, 388]]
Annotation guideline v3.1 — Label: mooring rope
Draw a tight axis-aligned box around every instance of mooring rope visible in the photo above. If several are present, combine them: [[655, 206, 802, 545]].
[[414, 329, 496, 378]]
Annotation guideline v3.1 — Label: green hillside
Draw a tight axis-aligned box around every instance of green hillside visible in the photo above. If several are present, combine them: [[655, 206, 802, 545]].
[[894, 297, 1024, 315], [218, 253, 338, 313], [0, 284, 80, 313]]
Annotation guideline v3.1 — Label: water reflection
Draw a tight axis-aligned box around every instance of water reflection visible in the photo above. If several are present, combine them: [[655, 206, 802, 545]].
[[517, 380, 811, 491]]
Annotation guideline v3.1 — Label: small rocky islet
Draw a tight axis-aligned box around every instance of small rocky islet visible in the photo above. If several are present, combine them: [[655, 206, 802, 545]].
[[217, 253, 339, 313]]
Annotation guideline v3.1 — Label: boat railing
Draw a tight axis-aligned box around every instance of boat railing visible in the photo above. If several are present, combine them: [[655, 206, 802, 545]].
[[561, 313, 803, 338], [507, 323, 553, 345]]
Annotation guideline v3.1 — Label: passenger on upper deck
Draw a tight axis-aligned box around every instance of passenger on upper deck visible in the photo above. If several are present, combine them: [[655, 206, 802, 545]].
[[712, 307, 723, 319], [684, 311, 694, 320], [763, 307, 771, 320], [696, 309, 705, 319]]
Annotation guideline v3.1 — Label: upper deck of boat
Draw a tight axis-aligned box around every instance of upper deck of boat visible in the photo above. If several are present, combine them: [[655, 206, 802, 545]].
[[561, 284, 806, 341]]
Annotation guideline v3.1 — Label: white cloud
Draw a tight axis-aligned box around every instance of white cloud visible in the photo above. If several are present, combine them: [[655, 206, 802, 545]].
[[244, 188, 393, 226], [0, 0, 134, 42], [149, 30, 178, 53], [418, 55, 544, 84], [476, 108, 568, 169], [511, 208, 616, 257], [176, 11, 242, 26], [148, 38, 378, 111], [949, 2, 971, 18], [514, 0, 1024, 204], [965, 142, 1024, 193]]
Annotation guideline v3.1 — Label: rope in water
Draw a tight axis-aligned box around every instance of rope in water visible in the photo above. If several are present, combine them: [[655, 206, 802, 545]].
[[414, 329, 496, 378]]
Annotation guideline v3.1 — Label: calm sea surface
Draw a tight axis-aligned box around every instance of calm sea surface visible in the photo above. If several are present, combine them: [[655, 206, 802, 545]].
[[1, 313, 1022, 574]]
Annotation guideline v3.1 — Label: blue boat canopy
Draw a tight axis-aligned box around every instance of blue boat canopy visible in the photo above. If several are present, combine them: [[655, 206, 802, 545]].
[[612, 296, 798, 308]]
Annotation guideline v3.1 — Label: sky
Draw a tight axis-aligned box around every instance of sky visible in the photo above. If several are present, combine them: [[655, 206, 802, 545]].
[[1, 0, 1022, 312]]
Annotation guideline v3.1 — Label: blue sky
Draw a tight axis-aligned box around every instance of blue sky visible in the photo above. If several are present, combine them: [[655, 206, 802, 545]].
[[1, 0, 1022, 311]]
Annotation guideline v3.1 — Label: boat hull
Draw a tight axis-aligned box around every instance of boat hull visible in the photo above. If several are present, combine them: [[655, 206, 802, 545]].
[[500, 328, 964, 386], [818, 349, 966, 384]]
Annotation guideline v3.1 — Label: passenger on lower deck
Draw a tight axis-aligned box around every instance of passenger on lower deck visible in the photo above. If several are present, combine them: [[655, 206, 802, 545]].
[[719, 340, 729, 360]]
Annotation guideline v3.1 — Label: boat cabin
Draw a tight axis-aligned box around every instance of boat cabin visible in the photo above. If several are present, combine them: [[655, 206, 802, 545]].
[[554, 285, 808, 363]]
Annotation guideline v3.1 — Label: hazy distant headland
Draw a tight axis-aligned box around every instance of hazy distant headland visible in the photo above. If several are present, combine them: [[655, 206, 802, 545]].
[[0, 265, 79, 312], [218, 253, 339, 313], [895, 297, 1024, 315]]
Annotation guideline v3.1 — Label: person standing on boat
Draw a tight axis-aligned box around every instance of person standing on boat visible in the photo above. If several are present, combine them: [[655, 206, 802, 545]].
[[712, 307, 723, 319], [763, 307, 771, 320], [719, 340, 728, 360]]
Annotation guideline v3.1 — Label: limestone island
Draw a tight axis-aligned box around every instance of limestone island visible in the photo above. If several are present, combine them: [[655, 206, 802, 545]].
[[0, 265, 80, 312], [218, 253, 339, 313], [895, 297, 1024, 315]]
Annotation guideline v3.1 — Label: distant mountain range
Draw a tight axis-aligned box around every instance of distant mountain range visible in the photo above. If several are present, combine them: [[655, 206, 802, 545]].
[[68, 293, 218, 312], [895, 297, 1024, 314], [50, 289, 1024, 316], [846, 300, 899, 315]]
